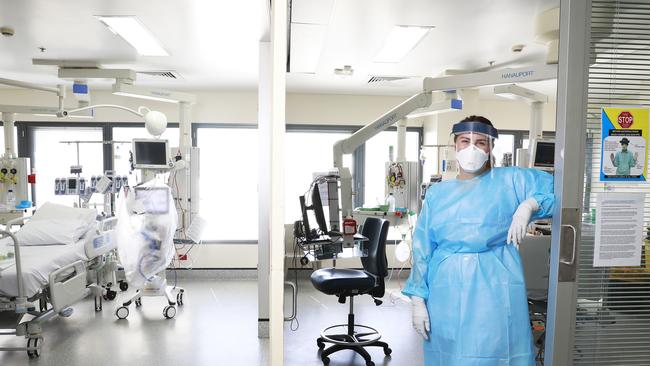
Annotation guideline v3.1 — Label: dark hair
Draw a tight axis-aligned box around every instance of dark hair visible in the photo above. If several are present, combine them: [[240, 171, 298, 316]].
[[454, 115, 494, 142], [459, 115, 494, 126]]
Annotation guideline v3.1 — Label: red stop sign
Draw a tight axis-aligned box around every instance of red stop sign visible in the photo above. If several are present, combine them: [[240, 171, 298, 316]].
[[618, 111, 634, 128]]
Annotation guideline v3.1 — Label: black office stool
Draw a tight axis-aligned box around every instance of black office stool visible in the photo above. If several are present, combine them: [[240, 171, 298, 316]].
[[310, 217, 392, 366]]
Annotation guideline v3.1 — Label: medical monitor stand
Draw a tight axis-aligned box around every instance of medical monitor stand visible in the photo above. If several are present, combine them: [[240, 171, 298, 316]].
[[113, 166, 185, 321]]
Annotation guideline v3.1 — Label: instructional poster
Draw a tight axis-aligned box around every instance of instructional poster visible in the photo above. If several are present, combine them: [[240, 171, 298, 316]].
[[594, 193, 644, 267], [600, 107, 650, 181]]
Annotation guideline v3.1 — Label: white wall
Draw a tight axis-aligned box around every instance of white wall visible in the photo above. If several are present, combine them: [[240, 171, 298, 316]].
[[1, 88, 555, 268], [0, 88, 416, 268], [0, 89, 416, 126]]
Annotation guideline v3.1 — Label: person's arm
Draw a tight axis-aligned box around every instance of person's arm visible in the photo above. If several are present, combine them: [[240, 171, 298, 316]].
[[402, 191, 437, 300], [513, 168, 556, 220], [610, 152, 616, 166], [633, 152, 638, 166], [402, 189, 437, 340]]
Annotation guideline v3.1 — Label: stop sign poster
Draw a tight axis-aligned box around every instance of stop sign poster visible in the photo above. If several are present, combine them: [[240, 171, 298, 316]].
[[601, 107, 649, 182]]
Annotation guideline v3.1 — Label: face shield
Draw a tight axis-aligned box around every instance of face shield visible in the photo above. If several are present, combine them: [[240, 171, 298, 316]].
[[448, 121, 499, 175]]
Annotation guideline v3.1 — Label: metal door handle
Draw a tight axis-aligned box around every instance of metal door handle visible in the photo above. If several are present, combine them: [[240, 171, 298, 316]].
[[560, 224, 577, 265]]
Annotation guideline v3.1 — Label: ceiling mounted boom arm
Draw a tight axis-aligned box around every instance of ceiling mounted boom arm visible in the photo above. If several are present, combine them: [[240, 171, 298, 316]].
[[331, 64, 558, 226]]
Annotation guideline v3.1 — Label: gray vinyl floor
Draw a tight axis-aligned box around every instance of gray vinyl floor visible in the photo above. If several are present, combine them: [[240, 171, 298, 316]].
[[0, 278, 267, 366], [283, 275, 422, 366]]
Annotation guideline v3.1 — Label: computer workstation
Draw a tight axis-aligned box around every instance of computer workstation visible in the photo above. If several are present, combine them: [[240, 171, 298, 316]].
[[295, 182, 368, 264]]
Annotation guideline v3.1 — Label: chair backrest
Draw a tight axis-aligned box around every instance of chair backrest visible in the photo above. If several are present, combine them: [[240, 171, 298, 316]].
[[360, 217, 389, 278]]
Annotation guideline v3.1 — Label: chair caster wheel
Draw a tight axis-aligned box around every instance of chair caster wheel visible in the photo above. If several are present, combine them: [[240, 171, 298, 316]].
[[116, 306, 129, 319], [135, 298, 142, 307], [163, 305, 176, 319], [176, 292, 184, 306], [119, 281, 129, 292], [317, 339, 325, 349], [384, 347, 392, 355], [321, 356, 330, 365]]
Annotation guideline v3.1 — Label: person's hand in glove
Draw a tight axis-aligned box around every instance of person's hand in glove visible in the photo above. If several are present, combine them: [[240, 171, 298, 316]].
[[411, 296, 430, 340], [507, 198, 539, 245]]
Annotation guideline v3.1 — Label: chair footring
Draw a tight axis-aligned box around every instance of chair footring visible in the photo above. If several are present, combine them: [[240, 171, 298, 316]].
[[320, 324, 381, 346]]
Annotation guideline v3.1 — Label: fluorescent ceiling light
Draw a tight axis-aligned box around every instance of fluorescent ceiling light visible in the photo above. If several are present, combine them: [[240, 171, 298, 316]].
[[374, 25, 433, 63], [96, 16, 168, 56]]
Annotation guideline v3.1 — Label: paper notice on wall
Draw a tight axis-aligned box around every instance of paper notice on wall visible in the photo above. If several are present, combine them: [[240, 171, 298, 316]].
[[594, 193, 645, 267]]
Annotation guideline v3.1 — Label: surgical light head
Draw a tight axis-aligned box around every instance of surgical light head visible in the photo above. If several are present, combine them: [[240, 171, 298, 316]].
[[139, 107, 168, 137]]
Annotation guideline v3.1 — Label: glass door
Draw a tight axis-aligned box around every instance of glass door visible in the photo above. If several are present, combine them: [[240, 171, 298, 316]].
[[547, 1, 650, 364]]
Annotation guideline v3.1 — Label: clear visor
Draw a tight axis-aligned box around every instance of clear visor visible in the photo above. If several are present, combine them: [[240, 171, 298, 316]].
[[444, 131, 497, 174]]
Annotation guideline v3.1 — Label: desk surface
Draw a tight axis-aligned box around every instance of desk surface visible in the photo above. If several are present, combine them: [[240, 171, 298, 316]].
[[302, 233, 368, 245]]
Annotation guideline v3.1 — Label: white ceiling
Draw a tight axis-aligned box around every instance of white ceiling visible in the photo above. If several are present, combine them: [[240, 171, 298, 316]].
[[0, 0, 560, 98], [0, 0, 265, 90]]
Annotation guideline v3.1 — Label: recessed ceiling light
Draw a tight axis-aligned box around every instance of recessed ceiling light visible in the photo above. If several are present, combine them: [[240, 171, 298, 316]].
[[374, 25, 434, 63], [95, 16, 168, 56]]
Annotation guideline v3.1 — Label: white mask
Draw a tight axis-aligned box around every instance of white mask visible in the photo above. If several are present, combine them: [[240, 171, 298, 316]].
[[456, 145, 489, 173]]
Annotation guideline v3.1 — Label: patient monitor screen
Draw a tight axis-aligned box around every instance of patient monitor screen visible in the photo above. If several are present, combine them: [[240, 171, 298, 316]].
[[134, 140, 168, 168], [533, 141, 555, 168]]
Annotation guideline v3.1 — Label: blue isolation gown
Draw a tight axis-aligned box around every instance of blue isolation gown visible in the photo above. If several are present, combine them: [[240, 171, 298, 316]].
[[403, 167, 555, 366]]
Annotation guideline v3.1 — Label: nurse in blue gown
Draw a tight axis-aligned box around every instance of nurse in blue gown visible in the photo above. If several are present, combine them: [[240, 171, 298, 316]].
[[403, 115, 555, 365]]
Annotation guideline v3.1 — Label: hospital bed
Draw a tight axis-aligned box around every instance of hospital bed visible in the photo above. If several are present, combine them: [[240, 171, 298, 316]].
[[0, 212, 118, 358]]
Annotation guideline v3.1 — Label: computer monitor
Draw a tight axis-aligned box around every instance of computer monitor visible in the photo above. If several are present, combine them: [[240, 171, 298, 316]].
[[299, 183, 329, 240], [133, 139, 170, 170], [311, 183, 328, 234], [134, 186, 170, 214], [530, 139, 555, 171]]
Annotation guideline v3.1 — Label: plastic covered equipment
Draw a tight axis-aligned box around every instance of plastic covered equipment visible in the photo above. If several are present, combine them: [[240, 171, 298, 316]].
[[115, 179, 177, 289]]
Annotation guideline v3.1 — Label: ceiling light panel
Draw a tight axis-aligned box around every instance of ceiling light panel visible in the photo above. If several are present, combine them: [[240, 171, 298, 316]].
[[374, 25, 433, 63], [95, 16, 168, 56]]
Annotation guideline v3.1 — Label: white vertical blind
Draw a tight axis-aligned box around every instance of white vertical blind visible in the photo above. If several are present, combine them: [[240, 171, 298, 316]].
[[574, 1, 650, 364]]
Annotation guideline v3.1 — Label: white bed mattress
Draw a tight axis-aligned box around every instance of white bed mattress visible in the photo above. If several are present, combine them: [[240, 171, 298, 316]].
[[0, 239, 87, 298]]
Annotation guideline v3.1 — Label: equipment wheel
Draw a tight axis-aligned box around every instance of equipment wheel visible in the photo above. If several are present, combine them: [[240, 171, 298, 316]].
[[366, 362, 375, 366], [163, 305, 176, 319], [135, 298, 142, 307], [116, 306, 129, 319], [321, 356, 330, 365], [119, 281, 129, 292], [105, 289, 117, 301], [176, 292, 184, 306], [26, 337, 40, 359], [384, 347, 392, 355]]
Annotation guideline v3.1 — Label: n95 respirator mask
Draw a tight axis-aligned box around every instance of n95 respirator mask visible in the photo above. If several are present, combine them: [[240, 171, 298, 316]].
[[456, 145, 489, 173]]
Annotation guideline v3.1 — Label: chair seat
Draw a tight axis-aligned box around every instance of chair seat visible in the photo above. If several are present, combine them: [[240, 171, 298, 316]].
[[310, 268, 376, 295]]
